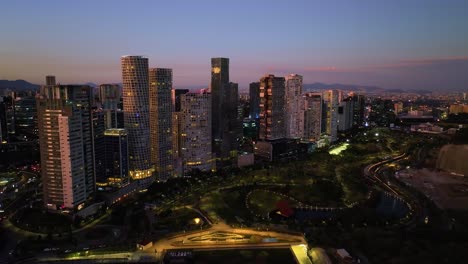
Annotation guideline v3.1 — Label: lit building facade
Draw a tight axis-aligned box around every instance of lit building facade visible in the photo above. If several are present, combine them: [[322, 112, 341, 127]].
[[303, 93, 322, 142], [178, 92, 212, 174], [322, 90, 339, 142], [102, 128, 129, 188], [210, 58, 241, 166], [259, 74, 286, 140], [285, 74, 304, 139], [36, 84, 94, 210], [121, 56, 153, 184], [149, 68, 174, 181]]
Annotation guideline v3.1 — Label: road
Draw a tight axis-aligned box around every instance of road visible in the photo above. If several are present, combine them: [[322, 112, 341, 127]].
[[364, 153, 423, 228]]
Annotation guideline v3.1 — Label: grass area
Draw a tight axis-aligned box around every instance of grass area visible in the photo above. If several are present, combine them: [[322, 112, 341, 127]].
[[192, 248, 296, 264], [12, 208, 72, 234], [199, 186, 256, 224], [248, 189, 299, 216], [271, 181, 344, 207], [154, 208, 206, 231], [329, 143, 350, 155]]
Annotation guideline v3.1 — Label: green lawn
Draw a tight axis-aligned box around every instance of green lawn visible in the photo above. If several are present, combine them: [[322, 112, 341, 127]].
[[154, 208, 205, 231], [13, 208, 72, 234], [248, 189, 299, 217]]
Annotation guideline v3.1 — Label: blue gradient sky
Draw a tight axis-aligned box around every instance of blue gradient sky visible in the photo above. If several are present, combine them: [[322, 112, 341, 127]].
[[1, 0, 467, 91]]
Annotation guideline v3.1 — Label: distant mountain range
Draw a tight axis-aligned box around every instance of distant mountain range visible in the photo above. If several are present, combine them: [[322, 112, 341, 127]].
[[0, 80, 40, 91], [0, 80, 100, 92], [0, 79, 439, 95], [303, 82, 384, 93]]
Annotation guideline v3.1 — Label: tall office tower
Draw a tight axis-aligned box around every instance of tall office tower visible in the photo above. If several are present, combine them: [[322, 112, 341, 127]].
[[303, 93, 322, 142], [99, 84, 122, 129], [226, 82, 242, 154], [210, 57, 240, 166], [0, 96, 15, 142], [322, 90, 339, 142], [14, 95, 38, 141], [149, 68, 174, 181], [36, 85, 94, 210], [46, 75, 56, 86], [121, 56, 153, 186], [99, 84, 121, 110], [259, 74, 286, 140], [249, 82, 260, 119], [178, 93, 212, 175], [285, 74, 304, 139], [92, 109, 106, 183], [172, 89, 189, 177], [338, 98, 354, 132], [351, 94, 366, 127], [101, 128, 129, 188], [0, 97, 8, 142]]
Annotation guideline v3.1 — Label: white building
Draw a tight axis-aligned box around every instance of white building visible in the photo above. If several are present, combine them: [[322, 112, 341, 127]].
[[36, 85, 94, 210], [285, 74, 304, 139]]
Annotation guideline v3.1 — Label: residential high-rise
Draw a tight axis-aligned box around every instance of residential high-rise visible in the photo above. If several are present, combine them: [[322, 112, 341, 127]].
[[285, 74, 304, 139], [36, 84, 94, 210], [322, 90, 339, 142], [259, 74, 286, 140], [178, 92, 212, 175], [249, 82, 260, 119], [210, 58, 240, 166], [149, 68, 174, 181], [121, 56, 153, 186], [303, 93, 322, 142]]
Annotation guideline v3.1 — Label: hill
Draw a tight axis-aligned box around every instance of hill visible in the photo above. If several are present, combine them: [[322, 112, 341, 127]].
[[0, 80, 40, 91]]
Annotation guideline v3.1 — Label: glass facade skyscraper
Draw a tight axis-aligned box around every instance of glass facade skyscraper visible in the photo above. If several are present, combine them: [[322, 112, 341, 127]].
[[121, 56, 154, 185]]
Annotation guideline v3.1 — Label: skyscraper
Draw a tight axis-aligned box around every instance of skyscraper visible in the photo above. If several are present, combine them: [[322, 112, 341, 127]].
[[178, 92, 212, 175], [99, 84, 121, 110], [249, 82, 260, 119], [121, 56, 153, 186], [303, 93, 322, 142], [14, 95, 38, 141], [351, 93, 366, 127], [322, 90, 339, 142], [259, 74, 286, 140], [102, 128, 129, 188], [149, 68, 174, 181], [210, 58, 240, 166], [338, 97, 353, 132], [36, 84, 94, 210], [285, 74, 304, 139]]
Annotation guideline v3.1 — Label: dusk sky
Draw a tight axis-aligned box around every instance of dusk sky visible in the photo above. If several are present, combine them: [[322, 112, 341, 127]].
[[1, 0, 467, 91]]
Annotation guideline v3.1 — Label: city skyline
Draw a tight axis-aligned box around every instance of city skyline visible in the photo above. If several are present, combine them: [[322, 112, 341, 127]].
[[1, 0, 468, 91]]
